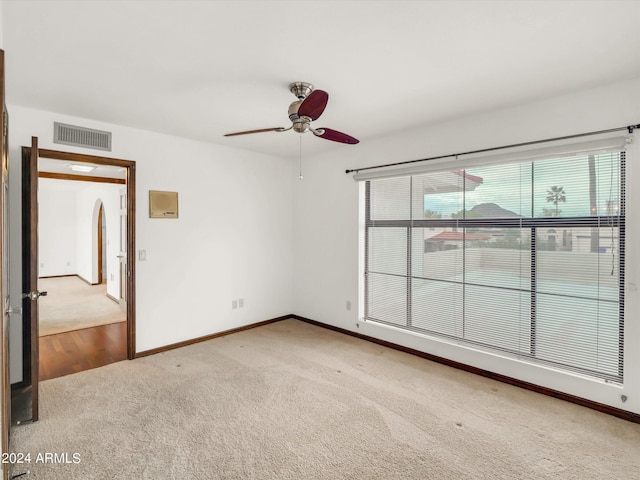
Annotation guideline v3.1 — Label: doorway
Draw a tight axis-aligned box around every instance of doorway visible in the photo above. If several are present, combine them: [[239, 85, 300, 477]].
[[37, 183, 127, 380], [14, 143, 136, 424]]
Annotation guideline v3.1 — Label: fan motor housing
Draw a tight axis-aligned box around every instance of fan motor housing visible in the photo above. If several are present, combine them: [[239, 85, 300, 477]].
[[288, 100, 302, 121]]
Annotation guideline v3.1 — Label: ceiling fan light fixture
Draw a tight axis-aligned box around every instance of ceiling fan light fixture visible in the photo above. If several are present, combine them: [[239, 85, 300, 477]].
[[293, 117, 311, 134]]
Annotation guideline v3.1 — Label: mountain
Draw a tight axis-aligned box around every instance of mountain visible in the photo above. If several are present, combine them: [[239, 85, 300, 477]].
[[454, 203, 520, 218]]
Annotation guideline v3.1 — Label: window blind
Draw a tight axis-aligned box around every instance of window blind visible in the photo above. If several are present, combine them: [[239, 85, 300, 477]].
[[363, 145, 626, 382], [355, 136, 628, 181]]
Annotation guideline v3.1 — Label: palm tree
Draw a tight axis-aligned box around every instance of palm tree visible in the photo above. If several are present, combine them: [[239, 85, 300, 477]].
[[546, 186, 566, 217], [588, 155, 598, 253]]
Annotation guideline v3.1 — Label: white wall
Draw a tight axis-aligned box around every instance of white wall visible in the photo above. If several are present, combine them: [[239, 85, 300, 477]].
[[8, 106, 294, 382], [292, 76, 640, 415], [38, 179, 121, 298], [38, 180, 78, 276], [75, 182, 121, 297]]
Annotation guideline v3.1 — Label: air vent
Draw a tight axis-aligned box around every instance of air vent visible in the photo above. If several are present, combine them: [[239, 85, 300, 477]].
[[53, 122, 112, 151]]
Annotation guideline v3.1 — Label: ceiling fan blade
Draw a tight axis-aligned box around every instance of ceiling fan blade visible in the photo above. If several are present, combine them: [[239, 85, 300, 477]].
[[298, 90, 329, 120], [224, 127, 285, 137], [314, 128, 359, 145]]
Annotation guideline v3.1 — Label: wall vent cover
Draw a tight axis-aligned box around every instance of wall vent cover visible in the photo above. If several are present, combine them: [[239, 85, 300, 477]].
[[53, 122, 112, 151]]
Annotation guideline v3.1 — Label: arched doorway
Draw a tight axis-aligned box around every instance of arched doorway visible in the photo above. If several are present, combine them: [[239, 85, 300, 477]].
[[94, 200, 106, 285]]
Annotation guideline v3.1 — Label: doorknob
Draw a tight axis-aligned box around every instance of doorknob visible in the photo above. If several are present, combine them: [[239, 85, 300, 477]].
[[22, 291, 48, 301]]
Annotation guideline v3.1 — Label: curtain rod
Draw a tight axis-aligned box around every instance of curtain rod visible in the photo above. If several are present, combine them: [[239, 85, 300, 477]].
[[345, 123, 639, 175]]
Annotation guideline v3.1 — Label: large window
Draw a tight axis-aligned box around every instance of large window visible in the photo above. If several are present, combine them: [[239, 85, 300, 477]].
[[364, 150, 625, 382]]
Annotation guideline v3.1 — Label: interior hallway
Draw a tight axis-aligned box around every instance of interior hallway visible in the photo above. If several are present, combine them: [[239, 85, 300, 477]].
[[38, 276, 127, 380]]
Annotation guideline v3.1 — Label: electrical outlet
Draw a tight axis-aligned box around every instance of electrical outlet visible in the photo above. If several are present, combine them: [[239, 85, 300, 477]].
[[346, 300, 351, 311], [139, 250, 146, 261], [232, 300, 238, 309], [238, 298, 244, 308]]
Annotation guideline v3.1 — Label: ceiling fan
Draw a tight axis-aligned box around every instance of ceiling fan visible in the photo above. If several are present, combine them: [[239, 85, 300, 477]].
[[224, 82, 359, 145]]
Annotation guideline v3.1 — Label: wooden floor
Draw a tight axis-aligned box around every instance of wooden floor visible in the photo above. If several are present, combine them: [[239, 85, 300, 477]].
[[39, 321, 128, 381]]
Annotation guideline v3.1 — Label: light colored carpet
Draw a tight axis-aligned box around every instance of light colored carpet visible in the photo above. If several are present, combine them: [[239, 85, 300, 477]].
[[38, 276, 125, 336], [10, 319, 640, 479]]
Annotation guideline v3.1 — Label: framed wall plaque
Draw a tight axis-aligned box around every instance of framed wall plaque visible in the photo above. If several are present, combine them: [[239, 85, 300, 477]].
[[149, 190, 178, 218]]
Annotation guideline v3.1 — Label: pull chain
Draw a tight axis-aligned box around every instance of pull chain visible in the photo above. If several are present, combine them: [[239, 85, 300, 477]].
[[299, 135, 303, 180]]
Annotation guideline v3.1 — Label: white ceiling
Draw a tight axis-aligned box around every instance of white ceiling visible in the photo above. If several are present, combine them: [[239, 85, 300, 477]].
[[4, 1, 640, 159]]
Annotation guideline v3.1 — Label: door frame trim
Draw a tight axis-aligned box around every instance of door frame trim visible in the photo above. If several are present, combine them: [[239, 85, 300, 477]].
[[97, 203, 103, 285], [0, 48, 9, 480], [21, 139, 39, 421], [28, 147, 136, 359]]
